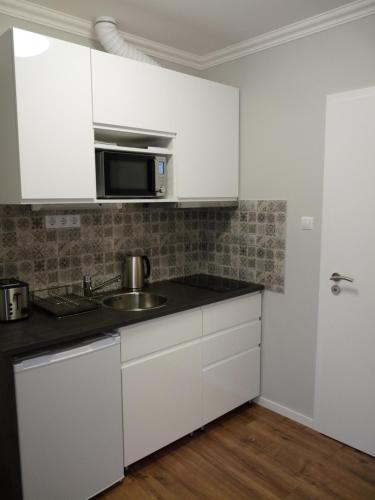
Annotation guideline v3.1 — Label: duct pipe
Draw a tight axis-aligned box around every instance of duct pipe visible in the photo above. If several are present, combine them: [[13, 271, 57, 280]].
[[94, 16, 160, 66]]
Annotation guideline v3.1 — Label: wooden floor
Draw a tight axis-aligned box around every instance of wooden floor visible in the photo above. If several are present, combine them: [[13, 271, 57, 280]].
[[97, 404, 375, 499]]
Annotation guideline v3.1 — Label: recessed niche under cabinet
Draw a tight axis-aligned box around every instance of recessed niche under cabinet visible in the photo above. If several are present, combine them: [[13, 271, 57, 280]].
[[94, 126, 175, 152]]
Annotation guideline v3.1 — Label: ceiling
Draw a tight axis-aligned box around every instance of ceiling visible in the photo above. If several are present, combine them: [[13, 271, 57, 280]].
[[24, 0, 354, 55]]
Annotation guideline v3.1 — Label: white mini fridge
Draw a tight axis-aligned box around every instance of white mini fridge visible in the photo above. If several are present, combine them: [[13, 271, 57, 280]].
[[14, 333, 124, 500]]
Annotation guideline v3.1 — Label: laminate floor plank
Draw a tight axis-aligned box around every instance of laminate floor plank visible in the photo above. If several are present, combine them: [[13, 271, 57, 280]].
[[97, 404, 375, 499]]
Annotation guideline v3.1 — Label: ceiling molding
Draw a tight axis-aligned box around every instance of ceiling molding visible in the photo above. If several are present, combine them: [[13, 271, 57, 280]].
[[199, 0, 375, 68], [0, 0, 91, 38], [0, 0, 374, 70]]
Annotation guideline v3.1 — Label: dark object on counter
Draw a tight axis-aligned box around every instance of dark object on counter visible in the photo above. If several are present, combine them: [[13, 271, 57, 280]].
[[172, 274, 253, 293], [0, 279, 30, 322], [32, 285, 100, 318]]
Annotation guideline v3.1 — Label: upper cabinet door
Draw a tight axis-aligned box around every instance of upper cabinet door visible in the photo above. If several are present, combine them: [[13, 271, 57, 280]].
[[175, 75, 239, 200], [13, 29, 95, 200], [91, 50, 178, 133]]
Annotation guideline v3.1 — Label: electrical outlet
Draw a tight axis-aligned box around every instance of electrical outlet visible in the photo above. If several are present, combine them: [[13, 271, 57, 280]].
[[70, 214, 81, 228], [45, 215, 57, 229], [45, 214, 81, 229], [60, 215, 68, 227]]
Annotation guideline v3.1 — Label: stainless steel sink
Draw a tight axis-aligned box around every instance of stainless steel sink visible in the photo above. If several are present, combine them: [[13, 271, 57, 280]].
[[102, 292, 167, 311]]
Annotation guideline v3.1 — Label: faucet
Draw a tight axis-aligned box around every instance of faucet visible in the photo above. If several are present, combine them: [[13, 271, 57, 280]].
[[83, 274, 121, 297]]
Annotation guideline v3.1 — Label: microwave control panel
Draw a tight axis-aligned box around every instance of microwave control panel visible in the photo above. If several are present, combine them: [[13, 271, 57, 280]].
[[155, 156, 167, 196]]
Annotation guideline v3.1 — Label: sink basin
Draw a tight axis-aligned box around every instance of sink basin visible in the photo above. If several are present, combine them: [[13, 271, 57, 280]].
[[102, 292, 167, 311]]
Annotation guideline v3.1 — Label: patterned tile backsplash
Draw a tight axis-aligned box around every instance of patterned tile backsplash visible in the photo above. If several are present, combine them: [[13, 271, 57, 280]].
[[201, 200, 287, 293], [0, 200, 286, 293]]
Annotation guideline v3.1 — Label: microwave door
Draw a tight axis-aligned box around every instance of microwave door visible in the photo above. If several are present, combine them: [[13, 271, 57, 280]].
[[102, 152, 155, 198]]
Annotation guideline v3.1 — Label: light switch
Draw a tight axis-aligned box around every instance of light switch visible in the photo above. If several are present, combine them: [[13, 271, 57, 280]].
[[301, 216, 314, 230]]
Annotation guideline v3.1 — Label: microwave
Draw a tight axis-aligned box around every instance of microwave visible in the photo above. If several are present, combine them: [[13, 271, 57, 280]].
[[96, 150, 167, 199]]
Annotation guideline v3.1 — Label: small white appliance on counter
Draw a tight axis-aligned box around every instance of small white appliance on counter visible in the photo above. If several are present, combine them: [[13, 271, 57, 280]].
[[13, 333, 124, 500]]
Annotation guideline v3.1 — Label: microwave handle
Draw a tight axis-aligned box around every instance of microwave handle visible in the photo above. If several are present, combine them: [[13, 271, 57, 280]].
[[143, 256, 151, 280]]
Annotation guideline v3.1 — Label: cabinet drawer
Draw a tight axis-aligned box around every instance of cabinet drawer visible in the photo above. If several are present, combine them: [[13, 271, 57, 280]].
[[203, 346, 260, 425], [202, 293, 261, 336], [202, 320, 261, 367], [120, 308, 202, 361]]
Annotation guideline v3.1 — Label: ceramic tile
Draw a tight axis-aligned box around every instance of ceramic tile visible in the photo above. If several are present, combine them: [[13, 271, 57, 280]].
[[0, 200, 287, 292]]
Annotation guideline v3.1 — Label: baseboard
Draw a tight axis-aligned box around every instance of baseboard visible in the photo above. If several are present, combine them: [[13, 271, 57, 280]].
[[256, 396, 313, 428]]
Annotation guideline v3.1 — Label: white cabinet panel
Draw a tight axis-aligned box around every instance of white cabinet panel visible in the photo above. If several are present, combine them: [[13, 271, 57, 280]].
[[91, 50, 178, 133], [120, 308, 201, 361], [175, 74, 239, 200], [202, 320, 261, 367], [7, 28, 95, 201], [203, 294, 261, 336], [12, 29, 95, 200], [203, 347, 260, 425], [122, 341, 202, 466]]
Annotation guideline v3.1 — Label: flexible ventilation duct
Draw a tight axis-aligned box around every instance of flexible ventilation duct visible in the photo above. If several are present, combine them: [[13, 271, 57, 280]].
[[94, 16, 160, 66]]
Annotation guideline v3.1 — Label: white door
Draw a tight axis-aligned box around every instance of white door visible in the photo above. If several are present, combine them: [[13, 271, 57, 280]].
[[314, 87, 375, 456]]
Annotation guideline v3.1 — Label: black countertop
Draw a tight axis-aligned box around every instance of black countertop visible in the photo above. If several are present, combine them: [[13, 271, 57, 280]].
[[0, 277, 263, 358]]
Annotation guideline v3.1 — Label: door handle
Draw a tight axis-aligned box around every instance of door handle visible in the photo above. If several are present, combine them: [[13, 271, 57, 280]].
[[330, 273, 354, 283]]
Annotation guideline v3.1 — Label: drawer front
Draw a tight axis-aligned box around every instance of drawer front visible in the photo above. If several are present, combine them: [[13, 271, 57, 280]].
[[202, 320, 261, 367], [202, 293, 261, 336], [120, 308, 202, 361], [203, 346, 260, 425], [122, 342, 202, 466]]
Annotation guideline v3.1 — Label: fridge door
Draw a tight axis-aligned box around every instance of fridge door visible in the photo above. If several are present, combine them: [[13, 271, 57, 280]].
[[14, 334, 124, 500]]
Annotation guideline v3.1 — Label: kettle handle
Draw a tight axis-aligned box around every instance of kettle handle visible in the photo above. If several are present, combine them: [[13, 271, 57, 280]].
[[143, 255, 151, 280]]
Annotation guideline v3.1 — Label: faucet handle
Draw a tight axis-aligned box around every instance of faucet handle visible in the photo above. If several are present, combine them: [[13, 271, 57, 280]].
[[82, 275, 93, 297]]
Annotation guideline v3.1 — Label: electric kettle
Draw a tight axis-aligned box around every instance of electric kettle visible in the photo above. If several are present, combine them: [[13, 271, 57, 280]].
[[123, 255, 151, 290]]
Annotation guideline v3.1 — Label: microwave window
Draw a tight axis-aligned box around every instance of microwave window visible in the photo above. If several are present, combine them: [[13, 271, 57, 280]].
[[104, 153, 154, 197]]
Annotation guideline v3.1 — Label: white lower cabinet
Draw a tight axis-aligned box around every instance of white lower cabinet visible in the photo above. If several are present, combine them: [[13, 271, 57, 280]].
[[120, 292, 262, 466], [122, 341, 202, 466], [201, 295, 262, 425], [203, 347, 260, 425], [120, 309, 202, 467]]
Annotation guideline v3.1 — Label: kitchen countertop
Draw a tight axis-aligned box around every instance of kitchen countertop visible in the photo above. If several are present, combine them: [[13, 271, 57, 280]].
[[0, 277, 263, 358]]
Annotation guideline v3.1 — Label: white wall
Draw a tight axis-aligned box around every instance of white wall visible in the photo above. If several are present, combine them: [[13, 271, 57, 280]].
[[202, 15, 375, 418]]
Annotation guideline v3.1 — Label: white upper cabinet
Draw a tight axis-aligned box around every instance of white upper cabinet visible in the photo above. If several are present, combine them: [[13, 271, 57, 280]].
[[0, 28, 96, 202], [91, 50, 179, 134], [0, 29, 238, 204], [91, 51, 239, 201], [174, 73, 239, 200]]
